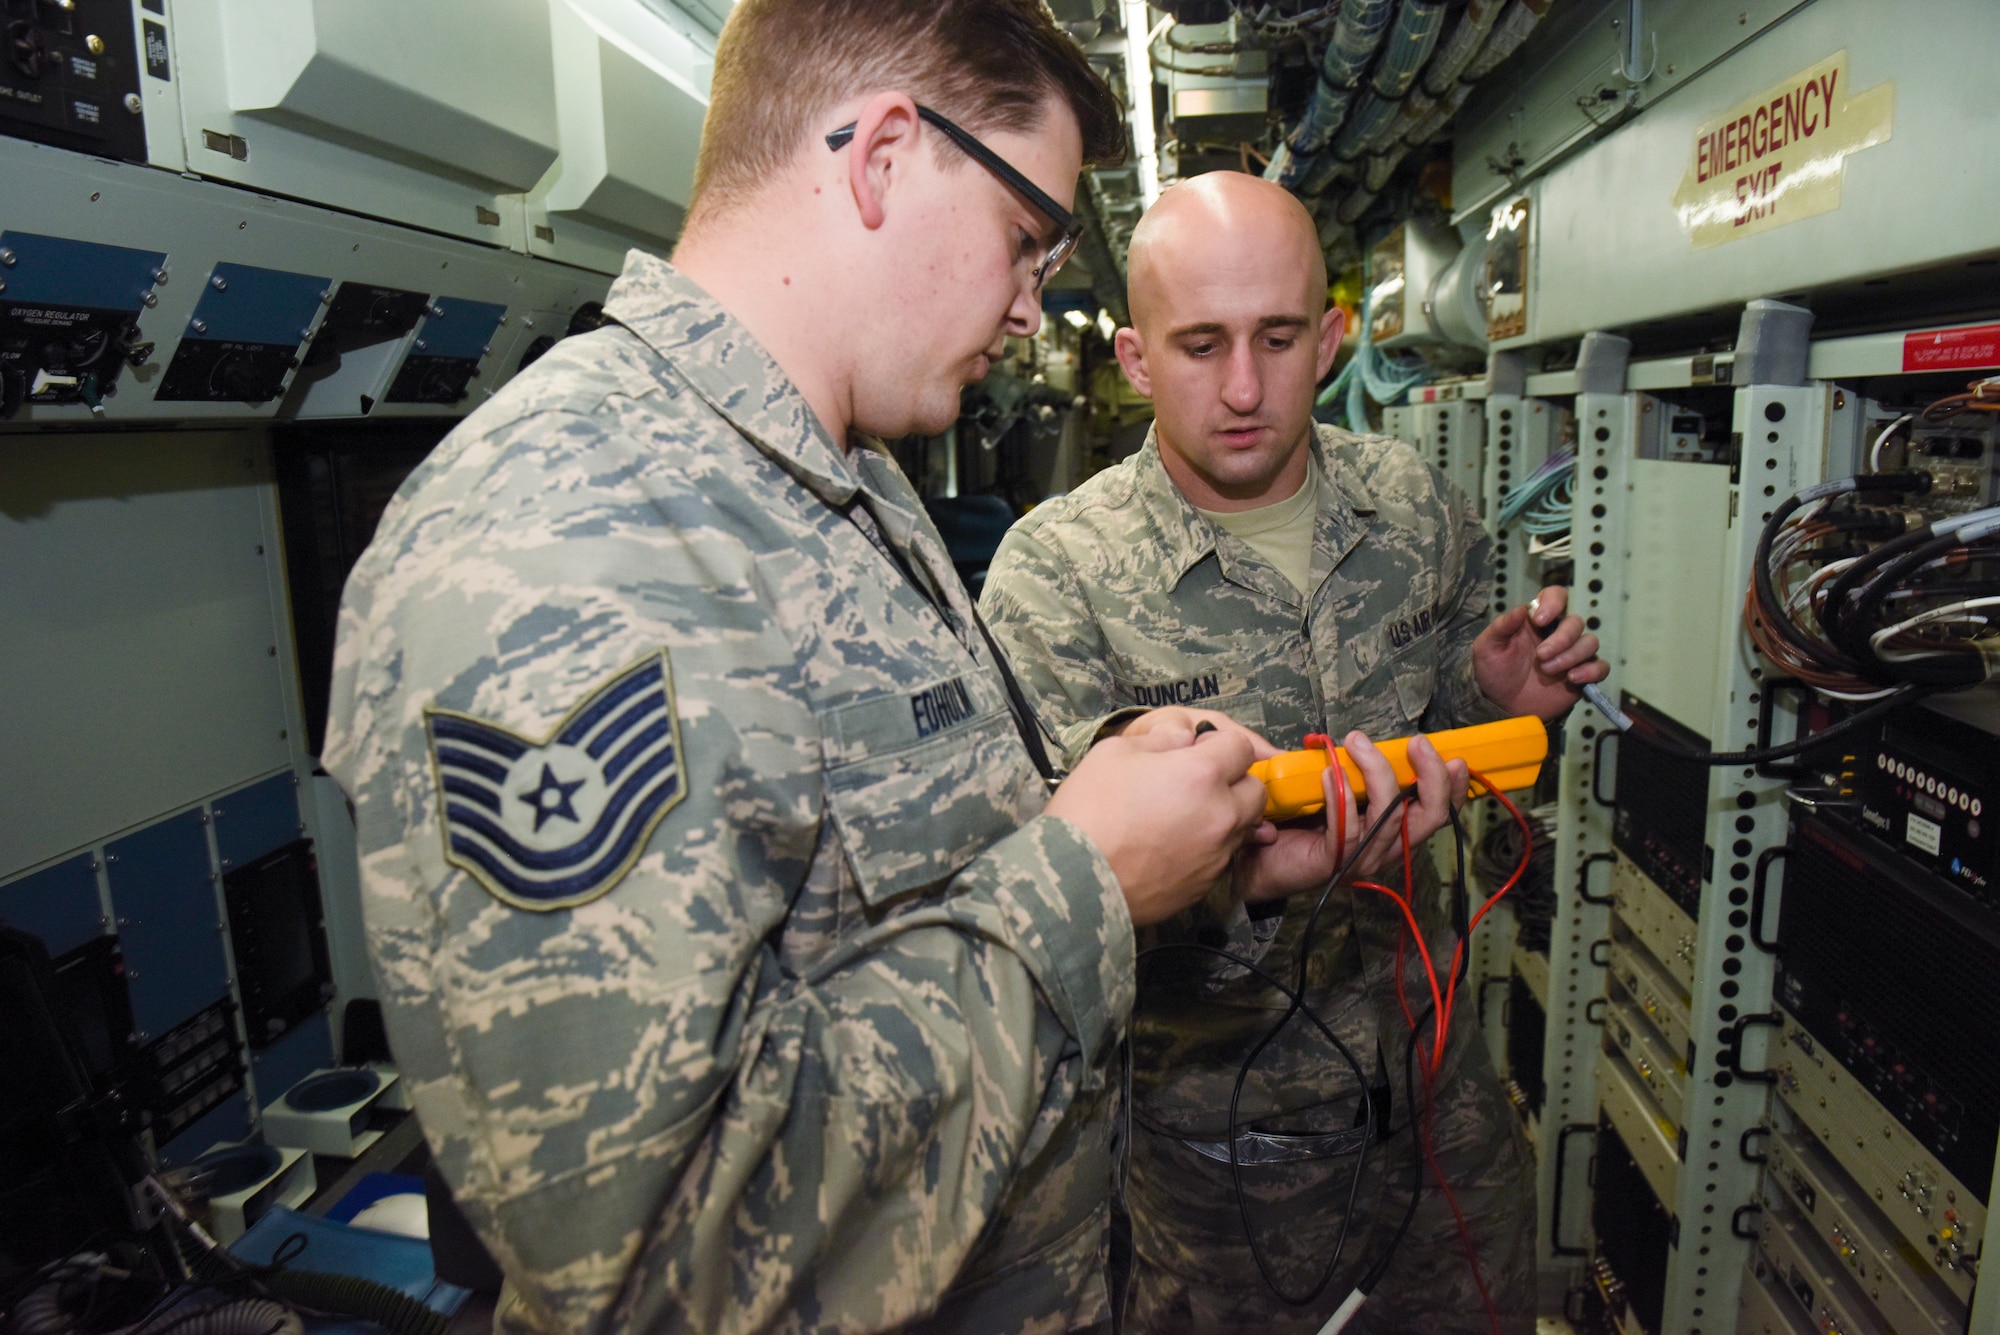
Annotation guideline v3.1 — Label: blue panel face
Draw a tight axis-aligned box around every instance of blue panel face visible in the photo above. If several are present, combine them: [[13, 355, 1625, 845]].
[[0, 854, 103, 957], [414, 296, 508, 361], [0, 231, 167, 311], [213, 772, 304, 871], [230, 1207, 457, 1311], [106, 810, 229, 1037], [251, 1008, 334, 1109], [183, 263, 331, 347], [155, 1090, 253, 1169]]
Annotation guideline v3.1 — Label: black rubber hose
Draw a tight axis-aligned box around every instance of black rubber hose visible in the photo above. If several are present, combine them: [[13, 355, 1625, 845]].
[[258, 1271, 445, 1335], [179, 1232, 445, 1335]]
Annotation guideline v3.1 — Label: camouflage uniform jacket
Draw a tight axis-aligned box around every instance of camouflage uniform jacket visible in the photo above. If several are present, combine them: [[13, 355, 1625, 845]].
[[979, 423, 1506, 1135], [324, 252, 1135, 1335]]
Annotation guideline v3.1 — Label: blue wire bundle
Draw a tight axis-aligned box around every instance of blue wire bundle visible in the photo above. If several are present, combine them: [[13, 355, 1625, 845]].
[[1496, 449, 1574, 535], [1317, 286, 1430, 432]]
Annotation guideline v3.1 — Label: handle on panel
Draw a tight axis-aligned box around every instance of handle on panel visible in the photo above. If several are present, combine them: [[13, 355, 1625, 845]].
[[1750, 847, 1790, 954], [1550, 1122, 1599, 1257], [1577, 851, 1616, 906]]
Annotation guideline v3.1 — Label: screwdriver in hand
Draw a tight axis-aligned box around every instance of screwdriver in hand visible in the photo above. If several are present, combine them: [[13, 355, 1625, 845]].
[[1529, 596, 1630, 731]]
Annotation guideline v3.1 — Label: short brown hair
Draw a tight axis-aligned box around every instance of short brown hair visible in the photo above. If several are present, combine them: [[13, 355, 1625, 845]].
[[689, 0, 1124, 225]]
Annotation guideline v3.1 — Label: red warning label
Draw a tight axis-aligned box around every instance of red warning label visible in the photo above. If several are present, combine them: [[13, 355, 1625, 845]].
[[1903, 323, 2000, 373]]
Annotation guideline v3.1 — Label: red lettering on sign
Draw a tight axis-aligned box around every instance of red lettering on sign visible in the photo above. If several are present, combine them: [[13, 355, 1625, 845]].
[[1733, 160, 1784, 226], [1693, 63, 1849, 194], [1903, 323, 2000, 373]]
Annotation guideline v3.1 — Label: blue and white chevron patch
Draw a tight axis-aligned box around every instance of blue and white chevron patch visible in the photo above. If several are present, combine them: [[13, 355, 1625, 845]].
[[424, 652, 686, 911]]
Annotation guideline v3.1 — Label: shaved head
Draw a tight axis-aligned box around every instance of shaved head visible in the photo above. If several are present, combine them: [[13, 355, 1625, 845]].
[[1128, 172, 1327, 330], [1113, 171, 1343, 512]]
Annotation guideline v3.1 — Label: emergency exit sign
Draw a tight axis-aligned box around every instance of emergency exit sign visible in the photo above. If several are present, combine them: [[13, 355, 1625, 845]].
[[1671, 50, 1892, 249]]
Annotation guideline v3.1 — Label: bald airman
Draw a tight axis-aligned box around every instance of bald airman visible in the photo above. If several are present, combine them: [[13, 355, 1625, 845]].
[[982, 170, 1606, 1333]]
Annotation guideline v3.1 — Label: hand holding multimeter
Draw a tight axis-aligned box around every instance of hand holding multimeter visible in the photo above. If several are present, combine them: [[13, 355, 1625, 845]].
[[1190, 713, 1548, 900], [1246, 716, 1550, 821]]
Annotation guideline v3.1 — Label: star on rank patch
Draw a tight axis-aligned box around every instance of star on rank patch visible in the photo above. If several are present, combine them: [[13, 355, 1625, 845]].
[[424, 652, 686, 911]]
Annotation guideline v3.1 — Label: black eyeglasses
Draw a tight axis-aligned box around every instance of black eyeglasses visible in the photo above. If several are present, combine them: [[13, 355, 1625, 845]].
[[826, 105, 1080, 290]]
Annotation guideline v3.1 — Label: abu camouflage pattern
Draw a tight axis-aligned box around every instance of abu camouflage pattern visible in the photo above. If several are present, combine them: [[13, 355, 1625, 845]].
[[324, 252, 1135, 1335], [980, 427, 1503, 764], [980, 425, 1534, 1332], [1123, 1045, 1536, 1334]]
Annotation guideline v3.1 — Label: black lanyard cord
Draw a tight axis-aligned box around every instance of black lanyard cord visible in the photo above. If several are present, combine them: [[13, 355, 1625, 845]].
[[971, 607, 1058, 784], [623, 317, 1059, 784], [842, 500, 1057, 785]]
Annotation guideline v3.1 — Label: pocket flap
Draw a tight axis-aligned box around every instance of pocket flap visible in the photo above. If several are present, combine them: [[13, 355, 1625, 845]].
[[820, 682, 1040, 905]]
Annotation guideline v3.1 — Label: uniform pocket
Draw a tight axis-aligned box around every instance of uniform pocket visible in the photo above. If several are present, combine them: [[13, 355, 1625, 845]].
[[1390, 641, 1438, 723], [1190, 688, 1268, 734], [820, 692, 1040, 907]]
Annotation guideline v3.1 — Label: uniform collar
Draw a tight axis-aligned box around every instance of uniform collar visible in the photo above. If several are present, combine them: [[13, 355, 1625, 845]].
[[1134, 422, 1376, 600], [603, 255, 968, 628], [602, 251, 860, 509]]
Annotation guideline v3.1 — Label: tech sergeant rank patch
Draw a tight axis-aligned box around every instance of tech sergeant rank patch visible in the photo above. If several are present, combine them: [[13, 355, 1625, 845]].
[[424, 651, 687, 911]]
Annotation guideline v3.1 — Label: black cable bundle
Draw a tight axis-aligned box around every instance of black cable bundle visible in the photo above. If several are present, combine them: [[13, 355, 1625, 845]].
[[1476, 805, 1555, 955], [1610, 463, 2000, 767], [255, 1271, 444, 1335], [1752, 451, 2000, 697], [1134, 786, 1432, 1310]]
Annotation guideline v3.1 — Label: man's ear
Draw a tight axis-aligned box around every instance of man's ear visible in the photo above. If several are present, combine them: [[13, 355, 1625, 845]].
[[1114, 326, 1154, 398], [846, 91, 921, 231], [1315, 303, 1347, 382]]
